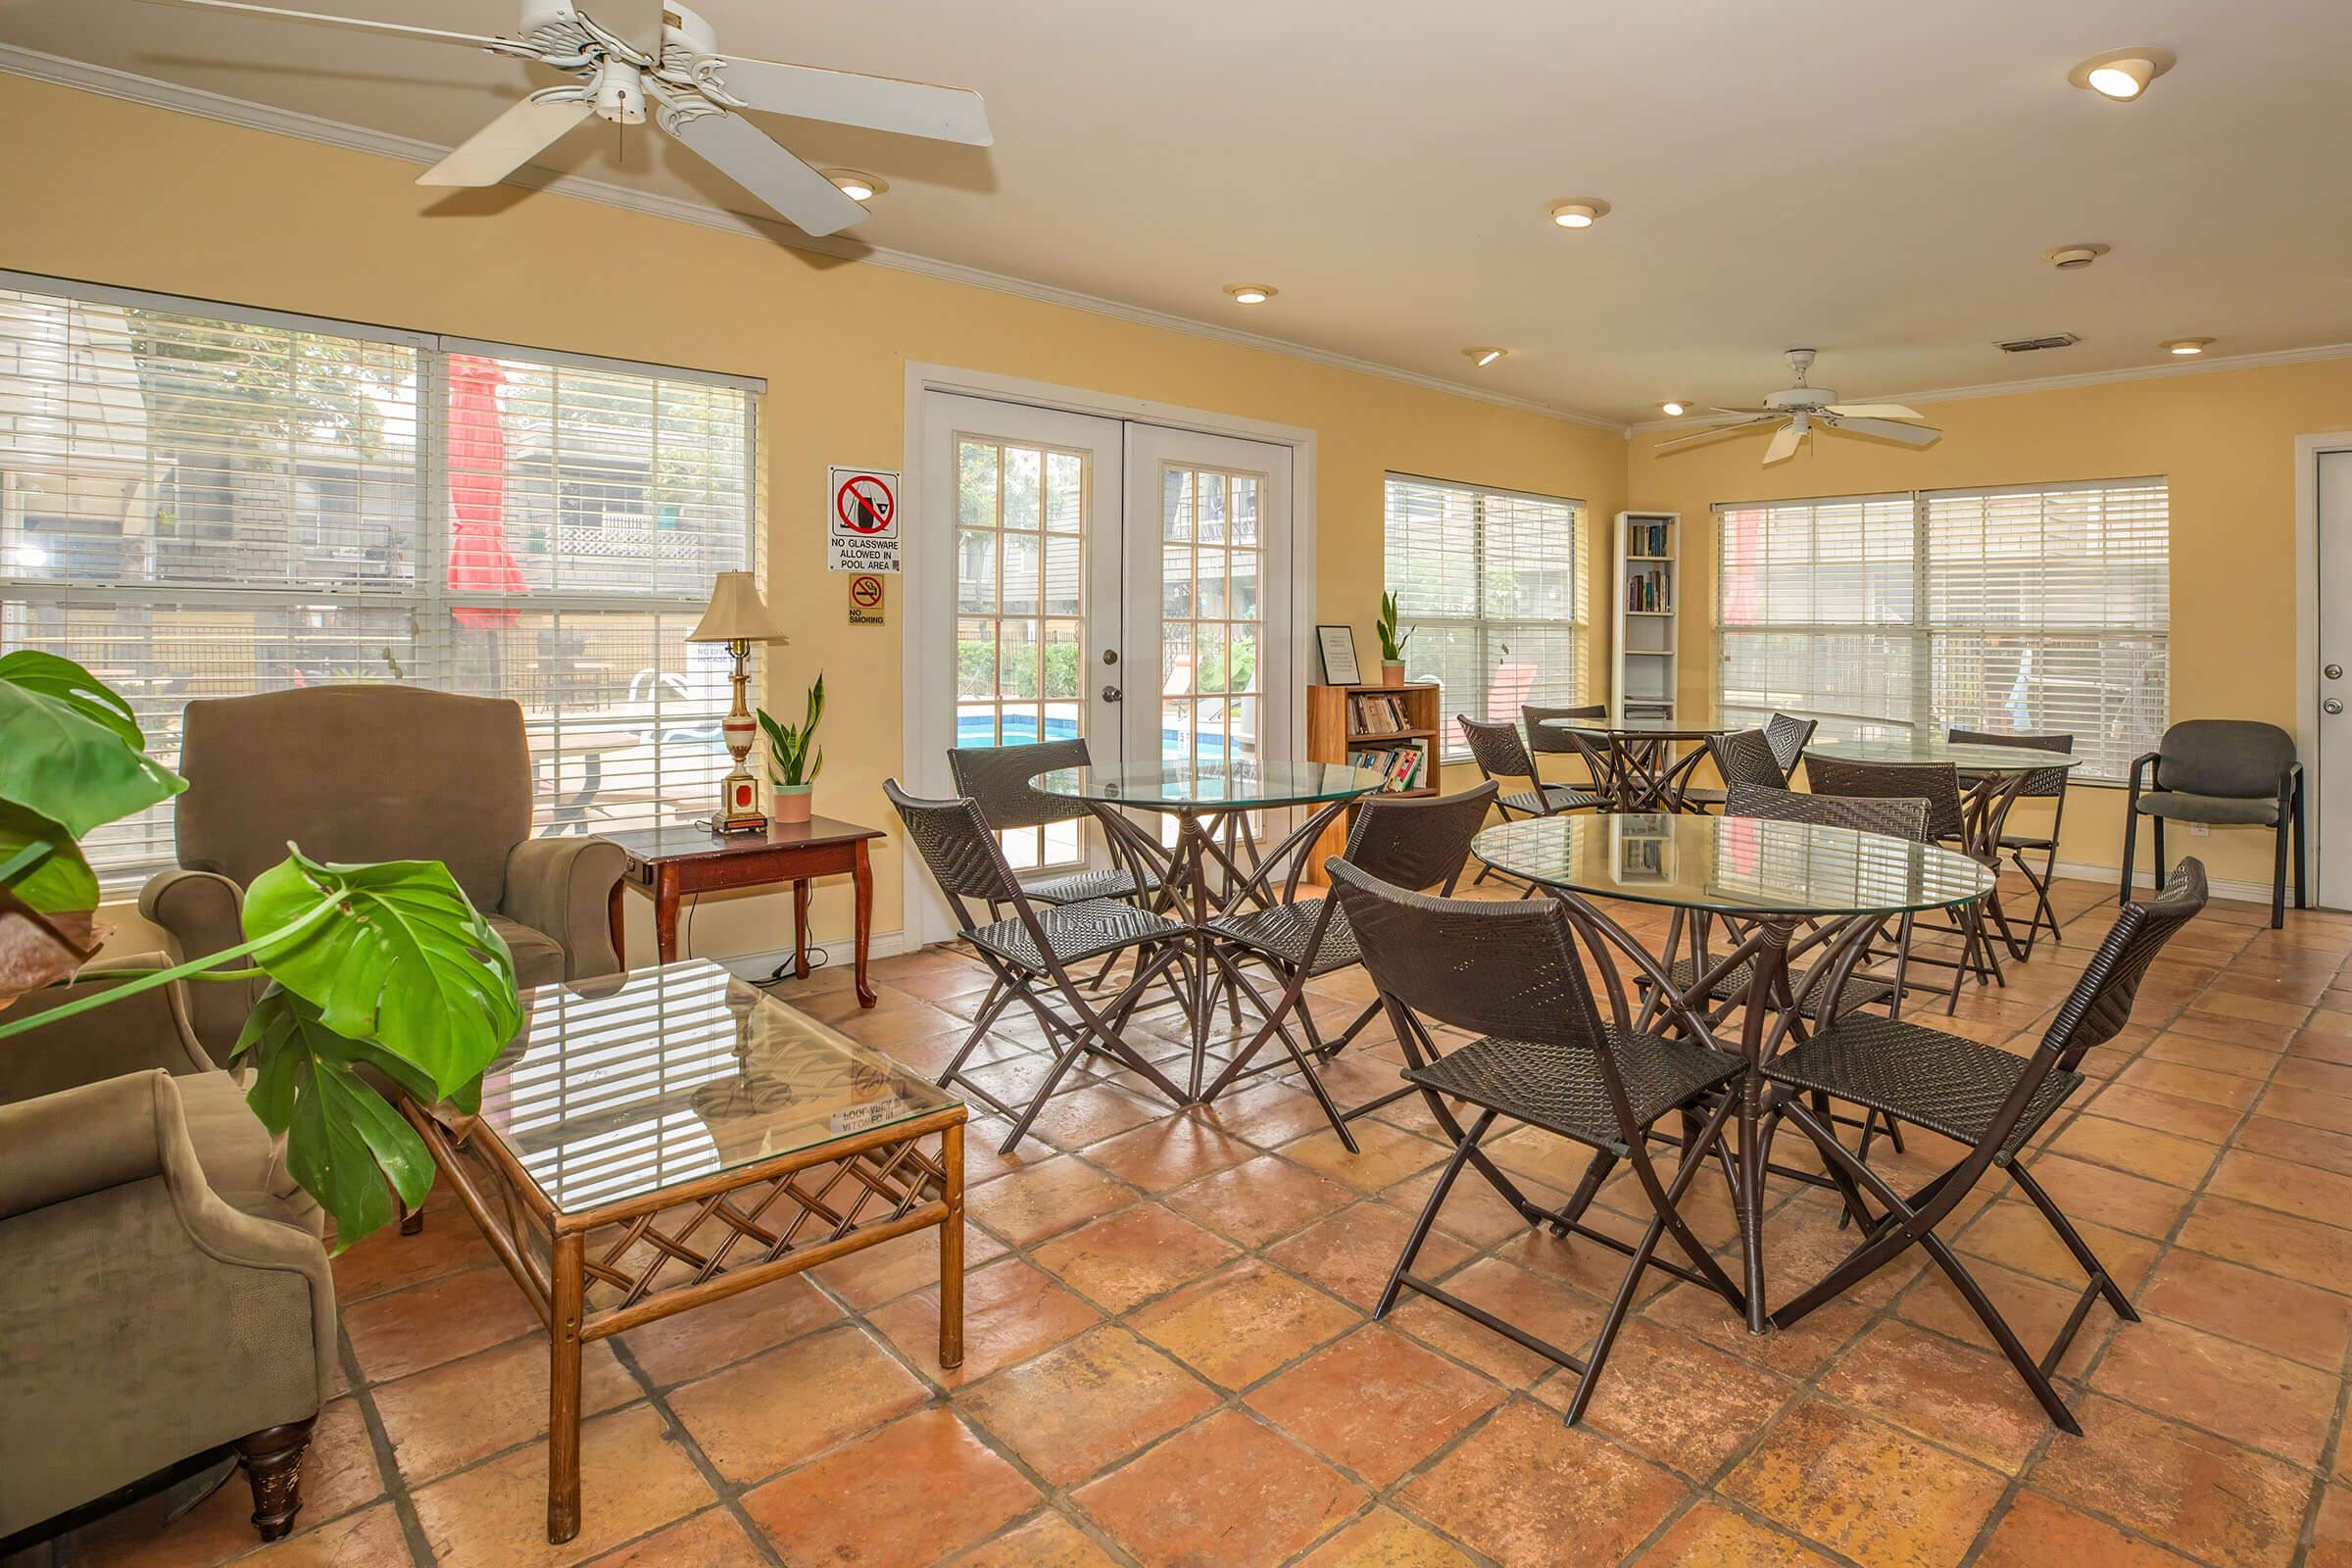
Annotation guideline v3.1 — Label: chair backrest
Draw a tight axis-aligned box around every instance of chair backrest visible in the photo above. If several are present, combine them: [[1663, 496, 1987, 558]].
[[1457, 715, 1539, 785], [2041, 858, 2209, 1069], [1523, 704, 1606, 756], [1804, 756, 1966, 842], [948, 739, 1094, 830], [882, 778, 1024, 909], [1764, 712, 1818, 775], [176, 686, 529, 908], [1341, 782, 1499, 893], [1706, 729, 1788, 791], [2155, 720, 2296, 800], [1323, 858, 1609, 1054], [1724, 783, 1929, 843], [1947, 727, 2074, 799]]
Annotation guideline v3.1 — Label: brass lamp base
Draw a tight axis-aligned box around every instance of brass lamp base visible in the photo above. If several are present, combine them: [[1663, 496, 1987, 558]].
[[709, 637, 768, 835]]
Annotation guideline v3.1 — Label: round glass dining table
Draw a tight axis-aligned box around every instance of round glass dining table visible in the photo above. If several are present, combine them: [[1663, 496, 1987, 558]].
[[1034, 760, 1387, 1093], [1473, 811, 1993, 1331], [1541, 707, 1736, 811]]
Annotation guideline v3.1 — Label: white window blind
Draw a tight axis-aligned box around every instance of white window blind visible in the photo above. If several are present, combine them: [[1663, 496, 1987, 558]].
[[1715, 478, 2168, 781], [0, 274, 761, 886], [1383, 474, 1587, 757]]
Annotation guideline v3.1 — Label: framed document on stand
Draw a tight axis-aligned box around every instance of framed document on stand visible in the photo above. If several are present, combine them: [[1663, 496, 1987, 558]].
[[1315, 624, 1363, 686]]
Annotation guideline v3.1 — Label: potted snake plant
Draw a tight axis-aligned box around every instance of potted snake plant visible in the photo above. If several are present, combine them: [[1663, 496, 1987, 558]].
[[759, 672, 824, 825], [1376, 591, 1413, 687]]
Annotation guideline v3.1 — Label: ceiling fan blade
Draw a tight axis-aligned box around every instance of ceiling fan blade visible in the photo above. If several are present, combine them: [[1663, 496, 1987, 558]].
[[1763, 423, 1804, 465], [1708, 405, 1776, 416], [657, 103, 869, 235], [691, 55, 994, 145], [418, 95, 597, 187], [132, 0, 526, 52], [1652, 416, 1778, 454], [1826, 402, 1924, 419], [1832, 416, 1942, 447]]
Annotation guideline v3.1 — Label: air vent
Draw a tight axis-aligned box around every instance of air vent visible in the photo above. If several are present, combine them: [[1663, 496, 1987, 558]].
[[1996, 332, 2082, 354]]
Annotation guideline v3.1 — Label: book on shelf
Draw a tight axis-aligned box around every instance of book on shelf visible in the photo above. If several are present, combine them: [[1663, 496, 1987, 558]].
[[1628, 519, 1672, 557], [1345, 744, 1426, 792], [1347, 691, 1414, 733], [1627, 566, 1671, 613]]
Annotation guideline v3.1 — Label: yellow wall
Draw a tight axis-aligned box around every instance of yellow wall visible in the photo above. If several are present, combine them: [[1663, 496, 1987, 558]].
[[1629, 359, 2352, 888], [1, 79, 1626, 957]]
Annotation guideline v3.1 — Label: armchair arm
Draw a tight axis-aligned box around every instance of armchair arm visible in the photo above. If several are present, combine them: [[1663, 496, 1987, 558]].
[[138, 868, 256, 1063], [2125, 750, 2159, 802], [0, 955, 214, 1102], [502, 836, 627, 979]]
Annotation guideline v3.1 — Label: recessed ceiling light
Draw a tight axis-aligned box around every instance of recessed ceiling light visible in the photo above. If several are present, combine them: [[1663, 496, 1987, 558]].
[[1225, 283, 1276, 305], [1463, 347, 1507, 368], [2044, 243, 2111, 270], [1545, 198, 1611, 228], [2161, 337, 2215, 356], [2068, 47, 2177, 101], [1659, 400, 1689, 417], [823, 169, 885, 201]]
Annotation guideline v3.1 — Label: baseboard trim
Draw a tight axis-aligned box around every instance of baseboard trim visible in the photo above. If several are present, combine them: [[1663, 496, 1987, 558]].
[[2054, 858, 2287, 907], [693, 930, 914, 980]]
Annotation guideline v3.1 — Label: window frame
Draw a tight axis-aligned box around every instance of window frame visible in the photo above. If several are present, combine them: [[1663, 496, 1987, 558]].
[[1712, 477, 2170, 784], [0, 270, 765, 886], [1382, 472, 1590, 760]]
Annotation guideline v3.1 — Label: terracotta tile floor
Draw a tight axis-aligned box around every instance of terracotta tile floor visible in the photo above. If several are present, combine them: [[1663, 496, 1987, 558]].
[[28, 874, 2352, 1568]]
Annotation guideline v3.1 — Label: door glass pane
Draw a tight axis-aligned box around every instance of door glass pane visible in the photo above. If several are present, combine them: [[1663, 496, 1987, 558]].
[[1156, 461, 1268, 780], [952, 434, 1092, 869]]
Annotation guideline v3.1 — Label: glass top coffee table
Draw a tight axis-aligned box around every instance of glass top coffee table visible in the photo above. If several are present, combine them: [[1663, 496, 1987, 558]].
[[395, 961, 966, 1544]]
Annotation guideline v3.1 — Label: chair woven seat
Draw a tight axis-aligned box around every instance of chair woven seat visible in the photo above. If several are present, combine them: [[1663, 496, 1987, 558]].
[[1405, 1028, 1740, 1153], [1762, 1014, 2081, 1162], [1206, 899, 1360, 976], [1021, 864, 1162, 906], [1662, 956, 1895, 1019], [1997, 831, 2057, 852], [966, 898, 1186, 973], [1500, 784, 1600, 815]]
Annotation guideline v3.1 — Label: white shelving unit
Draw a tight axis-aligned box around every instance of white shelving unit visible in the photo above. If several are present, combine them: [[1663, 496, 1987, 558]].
[[1611, 510, 1679, 719]]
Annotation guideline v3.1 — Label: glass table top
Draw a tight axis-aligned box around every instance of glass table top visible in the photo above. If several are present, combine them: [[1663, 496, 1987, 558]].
[[1540, 706, 1730, 737], [1472, 812, 1993, 917], [1804, 738, 2085, 773], [1033, 760, 1387, 808], [470, 961, 958, 1215]]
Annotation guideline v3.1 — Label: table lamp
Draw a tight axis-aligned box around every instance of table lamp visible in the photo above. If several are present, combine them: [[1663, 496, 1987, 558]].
[[687, 570, 792, 834]]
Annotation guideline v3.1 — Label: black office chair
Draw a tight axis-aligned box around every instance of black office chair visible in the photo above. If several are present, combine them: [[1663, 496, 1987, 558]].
[[2123, 720, 2303, 927]]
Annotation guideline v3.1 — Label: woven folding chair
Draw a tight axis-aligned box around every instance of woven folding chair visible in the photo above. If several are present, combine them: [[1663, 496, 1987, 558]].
[[1805, 755, 1996, 1013], [1765, 712, 1819, 777], [1325, 858, 1747, 1425], [1947, 728, 2074, 958], [1524, 704, 1612, 806], [885, 779, 1193, 1153], [1199, 783, 1497, 1150], [947, 738, 1164, 909], [1680, 726, 1789, 812], [1459, 714, 1601, 890], [1766, 860, 2209, 1433]]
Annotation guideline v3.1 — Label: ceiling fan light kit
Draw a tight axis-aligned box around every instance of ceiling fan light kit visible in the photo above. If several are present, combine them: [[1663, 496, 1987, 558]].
[[1654, 349, 1943, 465], [140, 0, 993, 236]]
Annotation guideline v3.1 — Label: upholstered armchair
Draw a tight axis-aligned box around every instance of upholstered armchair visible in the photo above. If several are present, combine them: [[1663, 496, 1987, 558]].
[[140, 686, 628, 1059], [0, 960, 337, 1544]]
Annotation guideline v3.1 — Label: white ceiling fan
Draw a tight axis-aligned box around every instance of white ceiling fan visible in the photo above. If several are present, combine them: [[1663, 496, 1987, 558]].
[[134, 0, 993, 236], [1655, 349, 1941, 464]]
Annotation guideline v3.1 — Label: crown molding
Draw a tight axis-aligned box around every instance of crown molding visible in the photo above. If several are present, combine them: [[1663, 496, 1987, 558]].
[[0, 43, 1624, 432], [1624, 340, 2352, 437]]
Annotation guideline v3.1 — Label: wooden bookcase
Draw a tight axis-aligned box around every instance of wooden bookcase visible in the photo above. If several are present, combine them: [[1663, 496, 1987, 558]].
[[1612, 510, 1679, 719], [1301, 681, 1441, 884]]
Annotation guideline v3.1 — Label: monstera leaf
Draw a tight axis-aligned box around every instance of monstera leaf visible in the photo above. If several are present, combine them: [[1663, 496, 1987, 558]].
[[244, 848, 520, 1099], [0, 661, 183, 837], [237, 987, 436, 1250], [0, 801, 96, 914]]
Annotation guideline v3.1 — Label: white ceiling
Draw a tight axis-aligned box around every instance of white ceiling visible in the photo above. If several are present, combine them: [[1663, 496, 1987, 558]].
[[7, 0, 2351, 423]]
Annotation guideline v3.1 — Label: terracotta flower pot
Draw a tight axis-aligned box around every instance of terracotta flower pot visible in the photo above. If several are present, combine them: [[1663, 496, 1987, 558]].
[[772, 784, 813, 824], [1381, 662, 1405, 688]]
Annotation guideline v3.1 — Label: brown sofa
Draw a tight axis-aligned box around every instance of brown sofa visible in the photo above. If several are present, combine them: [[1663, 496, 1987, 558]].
[[0, 961, 336, 1544], [139, 685, 629, 1059]]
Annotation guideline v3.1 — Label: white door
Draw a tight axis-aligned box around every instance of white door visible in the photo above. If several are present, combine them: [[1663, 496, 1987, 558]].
[[1122, 425, 1295, 775], [2316, 448, 2352, 906]]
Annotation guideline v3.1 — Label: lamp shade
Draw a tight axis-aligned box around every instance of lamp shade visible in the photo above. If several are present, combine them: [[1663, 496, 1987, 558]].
[[688, 571, 792, 643]]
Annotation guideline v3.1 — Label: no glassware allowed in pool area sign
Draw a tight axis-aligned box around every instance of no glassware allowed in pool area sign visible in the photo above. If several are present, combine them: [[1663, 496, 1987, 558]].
[[828, 466, 900, 573]]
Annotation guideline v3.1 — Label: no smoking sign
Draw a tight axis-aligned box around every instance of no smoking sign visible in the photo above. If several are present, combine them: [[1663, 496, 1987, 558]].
[[827, 466, 900, 573], [847, 572, 886, 625]]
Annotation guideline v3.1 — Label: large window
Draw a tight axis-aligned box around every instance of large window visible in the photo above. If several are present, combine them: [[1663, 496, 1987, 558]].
[[0, 274, 760, 884], [1383, 474, 1587, 758], [1715, 478, 2169, 780]]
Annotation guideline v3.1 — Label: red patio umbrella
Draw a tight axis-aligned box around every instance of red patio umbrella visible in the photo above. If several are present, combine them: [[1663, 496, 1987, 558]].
[[446, 354, 526, 627]]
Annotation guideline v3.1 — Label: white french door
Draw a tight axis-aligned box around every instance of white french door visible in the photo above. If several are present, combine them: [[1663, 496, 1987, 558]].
[[2314, 446, 2352, 906], [908, 392, 1303, 944]]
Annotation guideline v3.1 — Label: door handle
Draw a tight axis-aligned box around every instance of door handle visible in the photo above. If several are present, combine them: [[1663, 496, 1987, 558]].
[[1102, 685, 1123, 703]]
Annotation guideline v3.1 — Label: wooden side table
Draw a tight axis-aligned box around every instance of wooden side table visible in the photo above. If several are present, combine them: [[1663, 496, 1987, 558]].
[[599, 816, 885, 1006]]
